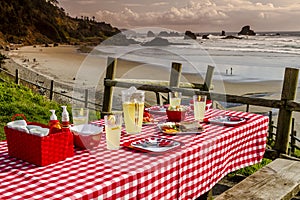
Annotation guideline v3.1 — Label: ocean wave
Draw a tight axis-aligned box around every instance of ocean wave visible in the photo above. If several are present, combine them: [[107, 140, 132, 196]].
[[96, 33, 300, 81]]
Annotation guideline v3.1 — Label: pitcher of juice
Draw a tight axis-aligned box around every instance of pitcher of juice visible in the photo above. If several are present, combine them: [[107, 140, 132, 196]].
[[122, 86, 145, 134]]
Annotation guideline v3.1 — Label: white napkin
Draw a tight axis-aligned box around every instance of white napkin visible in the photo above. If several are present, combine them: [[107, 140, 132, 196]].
[[7, 120, 29, 133]]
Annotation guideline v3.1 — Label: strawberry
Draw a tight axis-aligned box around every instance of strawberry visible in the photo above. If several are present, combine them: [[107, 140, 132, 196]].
[[143, 111, 151, 118], [143, 116, 150, 122], [229, 116, 241, 121]]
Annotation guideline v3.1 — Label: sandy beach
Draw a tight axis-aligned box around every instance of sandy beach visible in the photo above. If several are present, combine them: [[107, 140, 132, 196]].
[[5, 45, 283, 108], [5, 45, 284, 107], [6, 45, 284, 93]]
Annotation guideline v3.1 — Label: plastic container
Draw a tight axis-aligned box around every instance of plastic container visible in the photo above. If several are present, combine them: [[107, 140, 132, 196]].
[[49, 110, 61, 134], [61, 106, 70, 129]]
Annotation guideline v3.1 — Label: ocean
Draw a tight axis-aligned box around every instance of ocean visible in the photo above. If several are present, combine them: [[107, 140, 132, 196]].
[[95, 30, 300, 83]]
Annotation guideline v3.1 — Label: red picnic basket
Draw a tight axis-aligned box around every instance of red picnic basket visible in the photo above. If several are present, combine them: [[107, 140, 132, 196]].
[[4, 114, 74, 166]]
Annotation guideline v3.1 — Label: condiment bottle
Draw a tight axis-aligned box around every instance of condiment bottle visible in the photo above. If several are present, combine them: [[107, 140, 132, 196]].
[[49, 109, 61, 134], [61, 106, 70, 129]]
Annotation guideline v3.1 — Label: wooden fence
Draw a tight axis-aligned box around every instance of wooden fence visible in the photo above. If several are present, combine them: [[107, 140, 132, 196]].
[[0, 67, 102, 111], [102, 57, 300, 159], [1, 57, 300, 159]]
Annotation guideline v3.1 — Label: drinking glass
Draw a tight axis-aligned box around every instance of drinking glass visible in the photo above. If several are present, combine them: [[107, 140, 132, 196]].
[[169, 91, 182, 107], [72, 108, 89, 125], [193, 95, 207, 121], [122, 87, 145, 134], [104, 112, 122, 150]]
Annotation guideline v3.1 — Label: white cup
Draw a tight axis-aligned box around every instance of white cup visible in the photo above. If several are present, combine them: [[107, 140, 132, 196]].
[[169, 91, 182, 107], [104, 112, 122, 150], [72, 108, 89, 125], [193, 95, 207, 121]]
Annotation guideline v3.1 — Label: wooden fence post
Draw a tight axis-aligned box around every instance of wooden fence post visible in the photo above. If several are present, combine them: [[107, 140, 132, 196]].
[[169, 62, 182, 87], [85, 89, 88, 108], [268, 111, 274, 141], [101, 57, 117, 118], [274, 67, 299, 155], [203, 65, 214, 91], [166, 62, 182, 104], [49, 80, 54, 100], [15, 69, 19, 84]]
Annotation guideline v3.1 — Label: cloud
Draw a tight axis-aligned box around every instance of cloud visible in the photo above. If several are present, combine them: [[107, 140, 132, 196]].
[[152, 2, 169, 6], [123, 3, 144, 7], [97, 0, 227, 27], [95, 0, 300, 31], [76, 0, 96, 5]]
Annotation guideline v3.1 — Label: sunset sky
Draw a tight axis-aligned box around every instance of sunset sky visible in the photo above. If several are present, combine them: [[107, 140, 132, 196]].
[[58, 0, 300, 33]]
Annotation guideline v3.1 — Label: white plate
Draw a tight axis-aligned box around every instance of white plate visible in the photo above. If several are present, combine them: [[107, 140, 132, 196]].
[[208, 115, 246, 126], [130, 137, 181, 153], [145, 106, 166, 115], [157, 121, 204, 135]]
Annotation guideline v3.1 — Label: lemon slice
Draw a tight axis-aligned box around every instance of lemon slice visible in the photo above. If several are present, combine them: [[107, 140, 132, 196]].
[[107, 115, 116, 124], [79, 108, 84, 115], [111, 126, 121, 130]]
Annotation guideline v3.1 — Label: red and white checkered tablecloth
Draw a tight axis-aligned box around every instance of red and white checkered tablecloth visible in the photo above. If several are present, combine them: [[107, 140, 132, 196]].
[[0, 109, 268, 200]]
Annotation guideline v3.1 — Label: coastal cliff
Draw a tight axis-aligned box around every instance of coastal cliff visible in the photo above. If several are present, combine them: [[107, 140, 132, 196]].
[[0, 0, 120, 46]]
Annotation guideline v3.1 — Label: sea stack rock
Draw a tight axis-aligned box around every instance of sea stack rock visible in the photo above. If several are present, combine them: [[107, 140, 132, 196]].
[[202, 34, 209, 39], [102, 34, 139, 46], [221, 30, 226, 36], [142, 37, 170, 46], [238, 25, 256, 36], [147, 31, 155, 37], [184, 31, 197, 40]]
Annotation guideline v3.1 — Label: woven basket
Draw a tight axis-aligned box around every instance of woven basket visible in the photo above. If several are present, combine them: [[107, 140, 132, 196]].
[[4, 114, 74, 166]]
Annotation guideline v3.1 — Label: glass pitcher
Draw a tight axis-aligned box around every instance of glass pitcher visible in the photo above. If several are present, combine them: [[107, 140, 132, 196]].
[[121, 86, 145, 134]]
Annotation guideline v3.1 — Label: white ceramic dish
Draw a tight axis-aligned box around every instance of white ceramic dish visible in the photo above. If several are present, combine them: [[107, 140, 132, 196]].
[[145, 106, 166, 115], [157, 121, 204, 135], [208, 115, 247, 126], [70, 124, 103, 135], [130, 137, 181, 153]]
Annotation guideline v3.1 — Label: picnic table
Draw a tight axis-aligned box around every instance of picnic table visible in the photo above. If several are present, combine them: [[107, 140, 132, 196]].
[[0, 109, 268, 200]]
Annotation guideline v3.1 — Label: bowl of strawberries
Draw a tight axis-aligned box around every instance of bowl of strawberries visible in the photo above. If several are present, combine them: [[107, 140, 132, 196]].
[[166, 105, 188, 122]]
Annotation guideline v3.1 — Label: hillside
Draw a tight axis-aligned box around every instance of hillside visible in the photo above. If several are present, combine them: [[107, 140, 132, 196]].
[[0, 0, 120, 46]]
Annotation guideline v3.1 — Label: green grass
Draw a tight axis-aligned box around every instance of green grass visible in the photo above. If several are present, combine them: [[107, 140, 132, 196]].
[[228, 158, 272, 178], [0, 79, 67, 140]]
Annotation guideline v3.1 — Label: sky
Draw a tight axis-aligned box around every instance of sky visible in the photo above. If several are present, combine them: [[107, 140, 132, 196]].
[[58, 0, 300, 33]]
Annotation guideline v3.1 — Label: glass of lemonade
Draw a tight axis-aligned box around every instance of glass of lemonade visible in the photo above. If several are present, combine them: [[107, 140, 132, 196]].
[[72, 107, 89, 125], [169, 91, 182, 107], [122, 87, 145, 134], [104, 112, 122, 150], [193, 95, 207, 121]]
